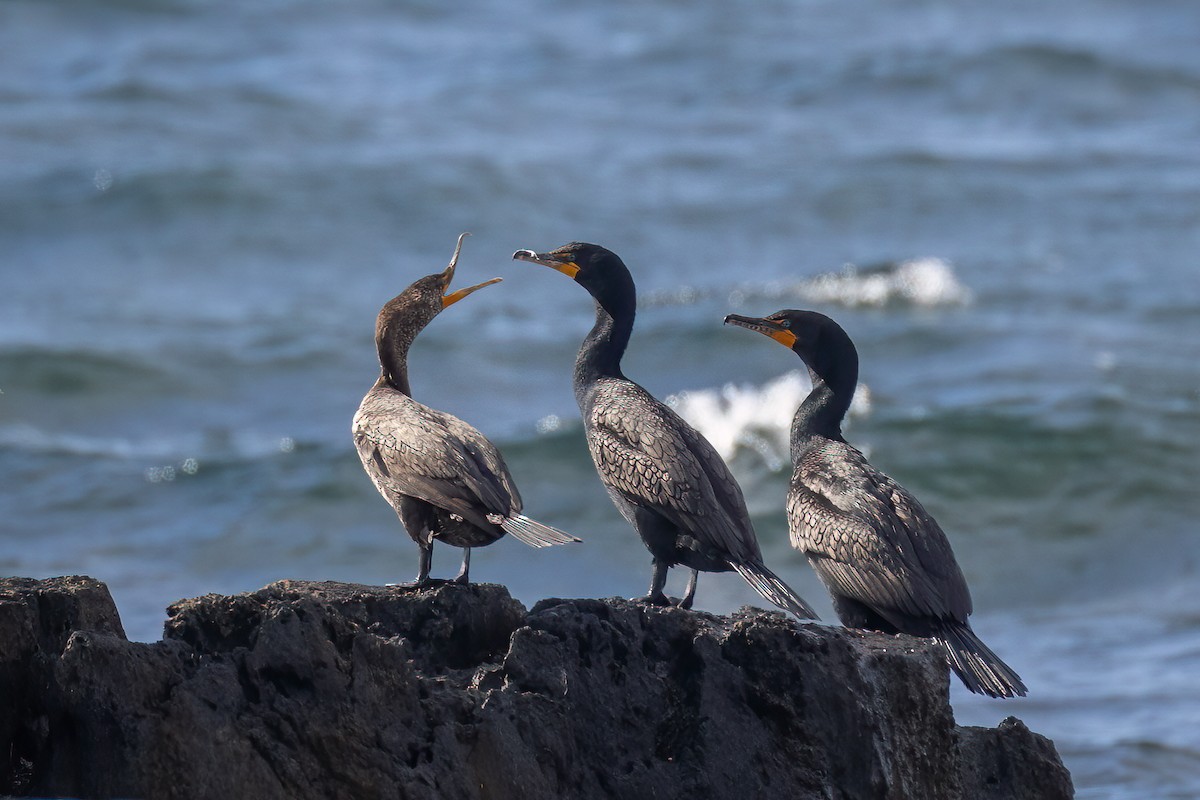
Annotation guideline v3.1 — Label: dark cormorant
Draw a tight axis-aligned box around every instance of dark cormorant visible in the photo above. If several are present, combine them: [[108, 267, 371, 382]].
[[353, 233, 579, 586], [724, 309, 1026, 698], [513, 242, 816, 619]]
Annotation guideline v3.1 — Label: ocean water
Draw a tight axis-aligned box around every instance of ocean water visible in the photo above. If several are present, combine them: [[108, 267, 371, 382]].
[[3, 0, 1199, 795]]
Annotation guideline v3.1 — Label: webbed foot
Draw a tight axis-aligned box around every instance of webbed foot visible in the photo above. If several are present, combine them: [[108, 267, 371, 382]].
[[635, 591, 673, 607]]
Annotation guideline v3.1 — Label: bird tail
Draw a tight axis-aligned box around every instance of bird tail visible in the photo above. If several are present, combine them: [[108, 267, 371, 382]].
[[500, 514, 581, 548], [732, 561, 819, 620], [936, 621, 1027, 698]]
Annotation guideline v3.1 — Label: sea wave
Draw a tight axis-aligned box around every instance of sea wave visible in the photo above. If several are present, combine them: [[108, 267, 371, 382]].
[[841, 41, 1200, 101], [0, 345, 178, 397], [787, 258, 972, 308], [957, 43, 1200, 93], [645, 257, 971, 311], [0, 423, 299, 468], [665, 371, 871, 469]]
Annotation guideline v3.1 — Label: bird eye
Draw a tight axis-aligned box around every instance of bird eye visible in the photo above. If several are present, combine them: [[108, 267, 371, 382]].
[[780, 319, 791, 329]]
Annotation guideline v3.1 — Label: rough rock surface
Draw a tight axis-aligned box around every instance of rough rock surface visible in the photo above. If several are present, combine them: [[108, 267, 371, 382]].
[[0, 576, 1073, 800]]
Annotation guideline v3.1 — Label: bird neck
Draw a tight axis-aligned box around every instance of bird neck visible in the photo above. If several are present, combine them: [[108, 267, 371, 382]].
[[791, 361, 857, 455], [379, 363, 412, 397], [574, 295, 634, 399], [376, 316, 416, 397]]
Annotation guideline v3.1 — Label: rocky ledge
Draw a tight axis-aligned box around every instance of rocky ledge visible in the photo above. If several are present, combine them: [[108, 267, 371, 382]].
[[0, 576, 1072, 799]]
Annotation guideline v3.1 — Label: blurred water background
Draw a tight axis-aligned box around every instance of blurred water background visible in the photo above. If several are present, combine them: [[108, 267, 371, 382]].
[[3, 1, 1199, 796]]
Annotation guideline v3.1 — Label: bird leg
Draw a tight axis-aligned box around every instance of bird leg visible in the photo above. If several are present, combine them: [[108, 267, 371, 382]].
[[389, 541, 435, 588], [414, 541, 435, 585], [641, 559, 671, 606], [452, 548, 472, 585], [678, 569, 699, 609]]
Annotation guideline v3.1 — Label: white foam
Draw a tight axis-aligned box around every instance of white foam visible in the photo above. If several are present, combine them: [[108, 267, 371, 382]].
[[646, 257, 972, 310], [798, 258, 972, 308], [666, 371, 871, 469]]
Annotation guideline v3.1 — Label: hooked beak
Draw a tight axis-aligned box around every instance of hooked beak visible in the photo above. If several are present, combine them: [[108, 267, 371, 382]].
[[441, 232, 502, 307], [512, 248, 581, 279], [724, 313, 798, 349]]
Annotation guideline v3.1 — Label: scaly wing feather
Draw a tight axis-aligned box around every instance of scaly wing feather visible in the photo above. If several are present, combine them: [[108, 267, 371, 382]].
[[353, 387, 516, 530], [585, 379, 761, 564], [789, 439, 971, 623]]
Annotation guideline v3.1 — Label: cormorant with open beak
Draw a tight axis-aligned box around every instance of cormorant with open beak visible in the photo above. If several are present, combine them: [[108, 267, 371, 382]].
[[353, 234, 579, 585]]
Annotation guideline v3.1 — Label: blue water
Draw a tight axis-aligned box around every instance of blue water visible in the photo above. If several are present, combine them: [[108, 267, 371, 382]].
[[3, 1, 1200, 796]]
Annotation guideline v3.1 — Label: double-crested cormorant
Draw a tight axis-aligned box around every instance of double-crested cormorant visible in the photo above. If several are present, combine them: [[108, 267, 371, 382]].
[[514, 242, 816, 619], [353, 233, 579, 586], [725, 309, 1026, 698]]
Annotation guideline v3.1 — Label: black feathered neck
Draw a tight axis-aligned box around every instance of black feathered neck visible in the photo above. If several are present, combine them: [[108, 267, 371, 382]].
[[790, 314, 859, 449], [572, 249, 638, 399]]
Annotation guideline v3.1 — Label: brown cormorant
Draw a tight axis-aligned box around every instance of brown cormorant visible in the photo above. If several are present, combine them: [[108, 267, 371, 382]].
[[353, 233, 579, 586], [513, 242, 816, 619], [725, 309, 1026, 698]]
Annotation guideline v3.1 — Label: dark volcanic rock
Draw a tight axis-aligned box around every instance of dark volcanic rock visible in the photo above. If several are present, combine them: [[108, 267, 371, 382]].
[[0, 576, 1073, 800]]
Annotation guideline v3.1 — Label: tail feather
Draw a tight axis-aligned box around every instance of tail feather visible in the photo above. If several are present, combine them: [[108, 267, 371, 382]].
[[732, 561, 819, 621], [937, 621, 1027, 699], [500, 514, 581, 548]]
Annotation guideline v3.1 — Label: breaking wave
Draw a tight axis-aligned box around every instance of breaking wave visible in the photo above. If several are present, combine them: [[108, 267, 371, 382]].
[[645, 257, 972, 310], [786, 257, 972, 308], [665, 371, 872, 469]]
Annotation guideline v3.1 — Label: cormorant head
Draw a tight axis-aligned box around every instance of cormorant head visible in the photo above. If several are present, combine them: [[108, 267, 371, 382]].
[[381, 233, 502, 331], [724, 309, 857, 382], [512, 242, 635, 317]]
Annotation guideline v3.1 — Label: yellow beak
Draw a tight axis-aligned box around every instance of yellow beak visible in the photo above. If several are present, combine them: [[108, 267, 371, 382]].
[[443, 277, 502, 308]]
